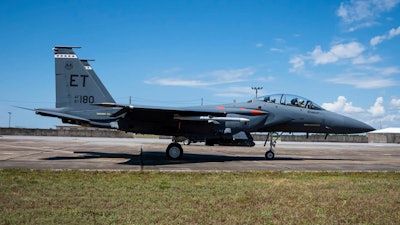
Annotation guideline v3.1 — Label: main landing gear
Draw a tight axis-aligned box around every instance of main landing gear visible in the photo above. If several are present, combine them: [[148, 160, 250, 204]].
[[167, 133, 282, 160], [166, 142, 183, 160], [264, 132, 282, 160]]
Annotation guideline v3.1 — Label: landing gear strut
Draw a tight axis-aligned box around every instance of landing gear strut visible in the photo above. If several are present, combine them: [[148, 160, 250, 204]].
[[264, 132, 282, 160], [166, 142, 183, 160]]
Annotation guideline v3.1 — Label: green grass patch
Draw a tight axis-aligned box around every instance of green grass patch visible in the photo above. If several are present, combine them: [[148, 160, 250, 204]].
[[1, 170, 399, 224]]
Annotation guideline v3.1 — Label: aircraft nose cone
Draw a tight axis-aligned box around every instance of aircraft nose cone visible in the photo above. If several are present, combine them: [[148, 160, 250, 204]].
[[342, 116, 375, 133]]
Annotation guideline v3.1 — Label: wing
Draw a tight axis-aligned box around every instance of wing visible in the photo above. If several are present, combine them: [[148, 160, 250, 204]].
[[94, 103, 266, 123], [93, 103, 269, 137]]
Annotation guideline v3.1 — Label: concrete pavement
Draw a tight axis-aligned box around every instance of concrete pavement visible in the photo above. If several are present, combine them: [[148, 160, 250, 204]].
[[0, 135, 399, 171]]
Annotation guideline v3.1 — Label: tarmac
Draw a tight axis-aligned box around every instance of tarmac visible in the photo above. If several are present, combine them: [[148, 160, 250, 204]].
[[0, 135, 399, 171]]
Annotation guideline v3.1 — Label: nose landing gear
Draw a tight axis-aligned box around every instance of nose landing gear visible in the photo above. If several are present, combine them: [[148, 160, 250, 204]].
[[265, 150, 275, 160], [264, 132, 282, 160]]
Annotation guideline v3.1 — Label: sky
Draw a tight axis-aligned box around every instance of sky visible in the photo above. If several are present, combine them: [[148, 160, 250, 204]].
[[0, 0, 399, 129]]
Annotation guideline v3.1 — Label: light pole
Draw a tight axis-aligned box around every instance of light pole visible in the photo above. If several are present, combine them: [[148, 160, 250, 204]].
[[8, 112, 11, 128], [251, 87, 263, 98]]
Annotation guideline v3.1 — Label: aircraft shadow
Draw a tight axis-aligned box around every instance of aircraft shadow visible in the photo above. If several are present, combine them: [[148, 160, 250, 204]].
[[44, 152, 137, 161], [43, 150, 345, 166]]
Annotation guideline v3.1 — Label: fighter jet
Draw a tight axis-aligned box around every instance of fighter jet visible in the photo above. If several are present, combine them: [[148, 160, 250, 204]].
[[35, 46, 375, 160]]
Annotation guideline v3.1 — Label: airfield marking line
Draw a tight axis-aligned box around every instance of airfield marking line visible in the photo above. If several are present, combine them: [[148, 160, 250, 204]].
[[0, 151, 49, 161]]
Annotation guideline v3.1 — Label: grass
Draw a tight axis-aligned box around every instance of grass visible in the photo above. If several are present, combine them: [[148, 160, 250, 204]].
[[0, 170, 399, 224]]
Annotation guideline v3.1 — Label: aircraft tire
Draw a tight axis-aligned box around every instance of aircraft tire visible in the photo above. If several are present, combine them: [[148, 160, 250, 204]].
[[265, 151, 275, 160], [183, 139, 191, 145], [166, 143, 183, 160]]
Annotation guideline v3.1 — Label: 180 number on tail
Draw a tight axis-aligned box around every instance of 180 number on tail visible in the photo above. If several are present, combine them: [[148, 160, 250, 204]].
[[74, 95, 94, 104]]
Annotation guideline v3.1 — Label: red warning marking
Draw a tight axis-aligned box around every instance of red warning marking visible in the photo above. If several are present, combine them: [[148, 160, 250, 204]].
[[216, 106, 225, 110], [250, 110, 265, 115]]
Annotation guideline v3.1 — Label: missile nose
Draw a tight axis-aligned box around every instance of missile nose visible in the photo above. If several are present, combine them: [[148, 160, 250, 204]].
[[342, 116, 375, 133]]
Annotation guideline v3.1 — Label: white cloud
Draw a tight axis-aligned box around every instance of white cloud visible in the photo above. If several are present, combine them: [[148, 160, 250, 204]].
[[370, 35, 386, 46], [275, 38, 286, 43], [208, 67, 255, 83], [337, 0, 400, 31], [311, 46, 337, 64], [214, 86, 258, 98], [289, 40, 398, 89], [311, 42, 365, 65], [322, 96, 364, 113], [145, 67, 257, 87], [370, 25, 400, 46], [324, 64, 399, 89], [367, 113, 400, 128], [368, 97, 385, 116], [289, 41, 367, 72], [257, 76, 275, 83], [352, 55, 381, 64], [390, 97, 400, 108], [380, 66, 400, 75], [330, 42, 365, 58], [337, 1, 371, 23], [270, 47, 283, 53], [321, 96, 400, 128], [389, 26, 400, 37], [255, 43, 263, 48], [145, 78, 209, 87], [288, 56, 305, 72], [328, 74, 397, 89], [357, 65, 400, 75]]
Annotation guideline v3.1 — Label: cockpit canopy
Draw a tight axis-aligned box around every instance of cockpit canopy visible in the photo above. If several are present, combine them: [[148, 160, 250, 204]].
[[257, 94, 324, 110]]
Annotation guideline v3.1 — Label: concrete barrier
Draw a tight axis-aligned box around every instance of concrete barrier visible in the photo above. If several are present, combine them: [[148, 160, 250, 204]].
[[0, 128, 372, 143], [280, 134, 368, 143], [367, 133, 400, 143], [247, 134, 368, 143], [0, 128, 133, 138]]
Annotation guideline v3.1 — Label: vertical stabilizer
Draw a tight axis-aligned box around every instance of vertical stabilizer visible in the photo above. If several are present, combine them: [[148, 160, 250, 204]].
[[54, 46, 115, 108]]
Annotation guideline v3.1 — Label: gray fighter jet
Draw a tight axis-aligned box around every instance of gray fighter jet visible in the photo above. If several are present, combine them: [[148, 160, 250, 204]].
[[36, 46, 375, 160]]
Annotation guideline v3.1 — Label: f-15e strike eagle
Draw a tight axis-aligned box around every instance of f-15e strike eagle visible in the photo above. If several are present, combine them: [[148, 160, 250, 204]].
[[35, 46, 375, 160]]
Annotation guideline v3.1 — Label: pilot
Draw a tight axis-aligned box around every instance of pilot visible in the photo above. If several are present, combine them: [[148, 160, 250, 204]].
[[290, 98, 298, 106], [305, 101, 311, 109], [299, 100, 305, 108]]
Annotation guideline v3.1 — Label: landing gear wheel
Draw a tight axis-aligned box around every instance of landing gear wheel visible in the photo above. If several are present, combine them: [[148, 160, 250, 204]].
[[265, 151, 275, 160], [183, 139, 191, 145], [166, 143, 183, 160]]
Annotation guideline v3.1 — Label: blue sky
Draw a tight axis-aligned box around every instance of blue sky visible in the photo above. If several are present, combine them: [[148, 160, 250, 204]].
[[0, 0, 399, 129]]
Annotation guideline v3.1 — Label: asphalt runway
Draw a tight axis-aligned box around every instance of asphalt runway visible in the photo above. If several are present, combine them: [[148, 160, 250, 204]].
[[0, 135, 399, 171]]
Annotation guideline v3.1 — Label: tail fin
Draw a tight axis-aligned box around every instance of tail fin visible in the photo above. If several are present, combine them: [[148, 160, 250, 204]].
[[54, 46, 115, 108]]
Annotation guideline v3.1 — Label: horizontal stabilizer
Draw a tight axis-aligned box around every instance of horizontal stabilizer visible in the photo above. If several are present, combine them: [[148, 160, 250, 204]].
[[35, 109, 90, 122], [93, 102, 130, 108]]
